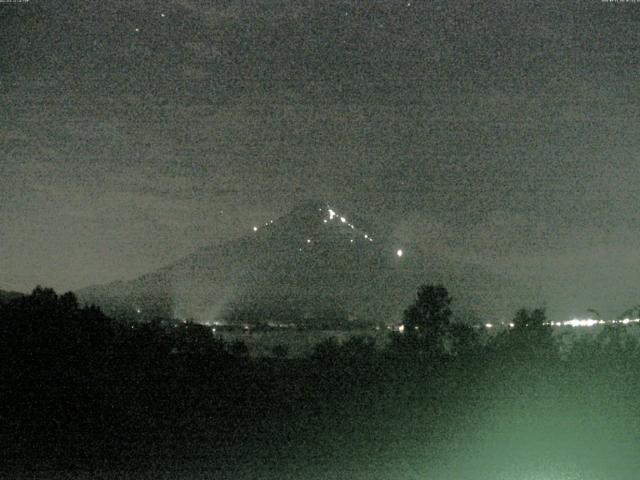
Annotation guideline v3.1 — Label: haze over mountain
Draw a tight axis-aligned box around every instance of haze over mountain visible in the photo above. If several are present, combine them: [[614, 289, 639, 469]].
[[76, 201, 529, 326]]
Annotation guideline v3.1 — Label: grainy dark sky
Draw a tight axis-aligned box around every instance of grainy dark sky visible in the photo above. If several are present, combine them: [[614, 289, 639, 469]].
[[2, 0, 640, 320]]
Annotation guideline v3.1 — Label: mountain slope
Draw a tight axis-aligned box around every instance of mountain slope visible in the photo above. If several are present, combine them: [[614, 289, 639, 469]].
[[76, 201, 524, 325]]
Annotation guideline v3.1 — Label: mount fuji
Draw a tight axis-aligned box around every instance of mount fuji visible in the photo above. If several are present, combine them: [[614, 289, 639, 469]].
[[76, 201, 523, 326]]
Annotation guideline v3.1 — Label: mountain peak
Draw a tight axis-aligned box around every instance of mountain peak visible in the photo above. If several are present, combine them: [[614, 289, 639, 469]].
[[281, 199, 327, 226], [289, 198, 328, 213], [279, 200, 372, 235]]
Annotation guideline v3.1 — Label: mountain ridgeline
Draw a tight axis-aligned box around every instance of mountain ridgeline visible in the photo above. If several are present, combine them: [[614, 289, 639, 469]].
[[76, 201, 524, 326]]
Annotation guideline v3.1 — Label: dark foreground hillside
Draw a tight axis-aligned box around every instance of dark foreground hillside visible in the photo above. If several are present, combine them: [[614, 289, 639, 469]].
[[2, 287, 640, 479]]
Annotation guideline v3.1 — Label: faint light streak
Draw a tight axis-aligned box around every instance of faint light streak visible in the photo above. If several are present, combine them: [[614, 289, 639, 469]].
[[485, 323, 493, 329]]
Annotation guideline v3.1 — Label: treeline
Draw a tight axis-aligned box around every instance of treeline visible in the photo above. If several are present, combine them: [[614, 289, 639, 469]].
[[2, 285, 640, 478]]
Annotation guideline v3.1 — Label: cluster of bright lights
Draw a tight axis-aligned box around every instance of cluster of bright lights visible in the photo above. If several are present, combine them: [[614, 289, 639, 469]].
[[250, 205, 407, 258], [324, 205, 375, 244], [252, 220, 275, 233]]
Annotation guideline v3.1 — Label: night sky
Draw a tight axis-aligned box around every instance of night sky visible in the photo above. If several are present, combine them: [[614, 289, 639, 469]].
[[2, 0, 640, 320]]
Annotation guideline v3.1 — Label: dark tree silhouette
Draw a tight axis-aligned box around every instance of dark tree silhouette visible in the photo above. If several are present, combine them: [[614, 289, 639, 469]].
[[390, 284, 454, 360], [446, 322, 482, 358], [513, 307, 546, 329], [404, 284, 452, 349], [403, 284, 452, 336], [491, 307, 557, 363]]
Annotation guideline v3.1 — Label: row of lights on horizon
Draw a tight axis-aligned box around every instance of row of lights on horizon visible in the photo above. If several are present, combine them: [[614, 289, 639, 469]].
[[395, 318, 640, 333], [480, 318, 640, 329]]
